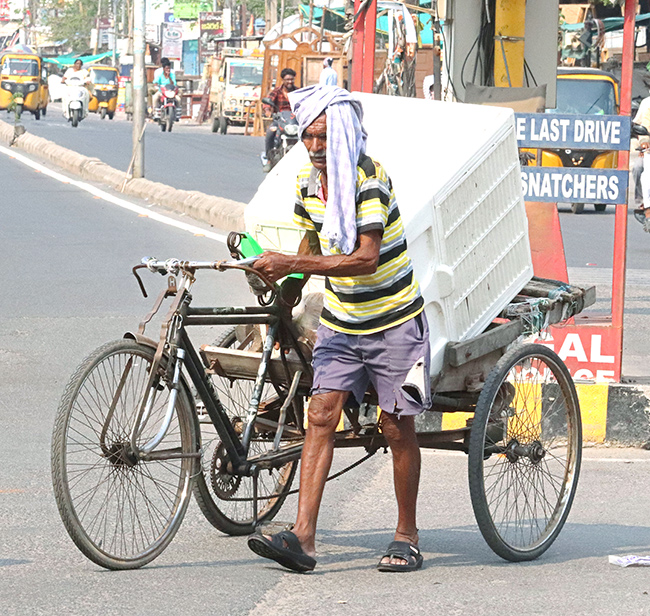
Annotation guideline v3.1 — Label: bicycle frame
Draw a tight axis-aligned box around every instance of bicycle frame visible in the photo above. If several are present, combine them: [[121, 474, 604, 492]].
[[124, 264, 313, 479]]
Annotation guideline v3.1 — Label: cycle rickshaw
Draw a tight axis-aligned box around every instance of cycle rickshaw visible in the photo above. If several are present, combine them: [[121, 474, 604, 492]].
[[51, 236, 592, 570]]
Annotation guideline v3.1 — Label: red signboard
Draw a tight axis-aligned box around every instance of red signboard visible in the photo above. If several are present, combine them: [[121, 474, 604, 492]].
[[535, 323, 621, 382], [0, 0, 11, 21]]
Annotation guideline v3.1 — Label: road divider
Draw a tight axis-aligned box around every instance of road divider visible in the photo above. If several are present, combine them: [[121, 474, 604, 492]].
[[0, 118, 246, 233]]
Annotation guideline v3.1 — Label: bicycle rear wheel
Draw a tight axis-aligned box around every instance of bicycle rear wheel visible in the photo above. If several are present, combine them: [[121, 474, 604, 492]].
[[193, 327, 299, 536], [51, 339, 198, 570], [468, 344, 582, 562]]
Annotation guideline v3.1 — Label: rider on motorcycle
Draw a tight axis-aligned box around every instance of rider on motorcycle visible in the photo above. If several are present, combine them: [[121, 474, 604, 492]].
[[263, 68, 297, 170], [152, 59, 178, 114]]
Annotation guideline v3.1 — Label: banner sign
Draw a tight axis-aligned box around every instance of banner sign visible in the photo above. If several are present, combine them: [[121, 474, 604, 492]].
[[199, 11, 224, 36], [0, 0, 10, 21], [162, 22, 183, 60], [145, 23, 160, 45], [515, 113, 630, 150], [521, 167, 628, 204], [174, 0, 212, 20]]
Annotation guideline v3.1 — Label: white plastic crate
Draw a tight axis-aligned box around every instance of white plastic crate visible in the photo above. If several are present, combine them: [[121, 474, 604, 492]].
[[245, 93, 533, 376]]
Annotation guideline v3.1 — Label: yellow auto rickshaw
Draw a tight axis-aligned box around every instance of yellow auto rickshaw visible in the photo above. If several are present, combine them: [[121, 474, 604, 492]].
[[0, 46, 46, 120], [544, 67, 619, 213], [88, 66, 119, 120]]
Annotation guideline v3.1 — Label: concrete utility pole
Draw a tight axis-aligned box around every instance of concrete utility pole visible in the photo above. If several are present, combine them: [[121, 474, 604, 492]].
[[132, 0, 146, 178], [112, 0, 118, 67]]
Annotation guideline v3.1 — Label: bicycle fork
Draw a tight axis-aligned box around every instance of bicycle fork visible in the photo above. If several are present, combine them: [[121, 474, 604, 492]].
[[131, 348, 186, 455]]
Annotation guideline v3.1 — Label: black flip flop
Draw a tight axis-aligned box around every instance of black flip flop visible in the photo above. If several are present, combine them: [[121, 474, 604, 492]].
[[377, 540, 423, 573], [247, 530, 316, 573]]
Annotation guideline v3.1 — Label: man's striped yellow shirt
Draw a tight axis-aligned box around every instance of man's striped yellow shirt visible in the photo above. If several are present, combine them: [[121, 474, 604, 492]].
[[293, 154, 423, 334]]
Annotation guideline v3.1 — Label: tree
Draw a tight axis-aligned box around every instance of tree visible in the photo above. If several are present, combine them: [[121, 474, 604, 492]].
[[44, 0, 100, 52]]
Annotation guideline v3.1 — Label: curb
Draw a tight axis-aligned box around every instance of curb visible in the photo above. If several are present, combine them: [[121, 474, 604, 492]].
[[415, 381, 650, 447], [0, 118, 246, 232]]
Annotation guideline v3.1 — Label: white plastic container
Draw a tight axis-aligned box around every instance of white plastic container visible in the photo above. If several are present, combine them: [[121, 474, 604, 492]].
[[245, 93, 533, 377]]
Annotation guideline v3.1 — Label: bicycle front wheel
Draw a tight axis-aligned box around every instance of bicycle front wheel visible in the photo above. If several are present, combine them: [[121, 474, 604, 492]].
[[51, 339, 198, 570], [468, 344, 582, 562]]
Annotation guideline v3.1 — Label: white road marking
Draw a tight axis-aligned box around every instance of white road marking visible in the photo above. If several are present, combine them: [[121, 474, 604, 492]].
[[0, 144, 228, 243]]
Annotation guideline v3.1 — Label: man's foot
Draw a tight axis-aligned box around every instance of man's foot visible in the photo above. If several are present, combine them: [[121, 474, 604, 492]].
[[377, 541, 423, 573], [379, 531, 419, 568], [247, 530, 316, 573]]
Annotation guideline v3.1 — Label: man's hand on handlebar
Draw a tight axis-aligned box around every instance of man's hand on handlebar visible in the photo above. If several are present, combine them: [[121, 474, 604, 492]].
[[252, 251, 295, 283]]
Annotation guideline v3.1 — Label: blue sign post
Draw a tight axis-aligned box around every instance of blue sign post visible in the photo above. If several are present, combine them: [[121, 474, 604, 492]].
[[515, 113, 631, 204]]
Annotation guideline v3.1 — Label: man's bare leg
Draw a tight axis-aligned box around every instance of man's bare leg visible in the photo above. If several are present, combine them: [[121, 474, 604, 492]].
[[379, 412, 421, 566], [282, 390, 347, 557]]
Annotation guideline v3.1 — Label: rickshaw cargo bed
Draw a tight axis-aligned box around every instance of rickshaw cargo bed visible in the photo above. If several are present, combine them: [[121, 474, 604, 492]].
[[246, 93, 533, 378]]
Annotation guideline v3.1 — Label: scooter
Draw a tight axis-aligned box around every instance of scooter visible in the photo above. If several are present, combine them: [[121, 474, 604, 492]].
[[260, 97, 299, 172], [62, 76, 89, 128], [152, 84, 180, 133], [63, 77, 90, 128]]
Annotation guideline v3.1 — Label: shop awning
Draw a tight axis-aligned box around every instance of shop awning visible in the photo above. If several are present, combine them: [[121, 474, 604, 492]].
[[44, 51, 114, 66]]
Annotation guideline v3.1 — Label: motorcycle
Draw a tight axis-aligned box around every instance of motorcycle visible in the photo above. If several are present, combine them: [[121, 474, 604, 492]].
[[62, 75, 89, 128], [153, 84, 180, 133], [260, 97, 299, 172]]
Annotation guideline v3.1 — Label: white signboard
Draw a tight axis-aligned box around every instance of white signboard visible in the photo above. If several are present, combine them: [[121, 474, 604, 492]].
[[162, 22, 183, 60]]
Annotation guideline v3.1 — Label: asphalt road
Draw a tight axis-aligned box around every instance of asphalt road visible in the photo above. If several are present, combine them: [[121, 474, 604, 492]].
[[11, 103, 267, 203], [3, 148, 650, 616]]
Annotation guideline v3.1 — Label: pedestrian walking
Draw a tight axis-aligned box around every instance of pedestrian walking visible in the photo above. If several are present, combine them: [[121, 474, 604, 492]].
[[248, 85, 431, 574]]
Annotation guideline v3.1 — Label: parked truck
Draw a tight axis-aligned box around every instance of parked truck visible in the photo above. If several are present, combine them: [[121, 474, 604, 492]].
[[209, 49, 263, 134]]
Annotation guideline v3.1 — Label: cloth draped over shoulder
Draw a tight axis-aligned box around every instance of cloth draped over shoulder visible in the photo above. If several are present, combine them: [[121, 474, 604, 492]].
[[288, 85, 367, 256]]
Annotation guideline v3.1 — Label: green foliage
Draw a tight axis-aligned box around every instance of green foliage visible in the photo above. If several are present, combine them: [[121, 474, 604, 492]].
[[246, 0, 265, 18], [43, 0, 100, 52], [8, 92, 24, 124]]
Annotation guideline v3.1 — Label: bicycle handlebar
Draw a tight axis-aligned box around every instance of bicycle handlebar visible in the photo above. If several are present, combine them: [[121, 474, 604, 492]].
[[141, 256, 259, 274], [135, 256, 280, 297]]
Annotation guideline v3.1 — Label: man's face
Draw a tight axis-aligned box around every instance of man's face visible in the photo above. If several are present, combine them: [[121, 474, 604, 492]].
[[282, 74, 295, 90], [302, 113, 327, 171], [74, 60, 82, 70], [163, 65, 171, 77]]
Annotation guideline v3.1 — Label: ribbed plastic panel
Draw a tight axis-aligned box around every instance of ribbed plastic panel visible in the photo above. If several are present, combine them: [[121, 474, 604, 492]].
[[437, 134, 531, 341], [245, 93, 533, 377]]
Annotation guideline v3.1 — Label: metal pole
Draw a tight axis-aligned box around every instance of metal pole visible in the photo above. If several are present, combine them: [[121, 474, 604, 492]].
[[112, 0, 118, 67], [612, 0, 636, 334], [132, 0, 146, 178]]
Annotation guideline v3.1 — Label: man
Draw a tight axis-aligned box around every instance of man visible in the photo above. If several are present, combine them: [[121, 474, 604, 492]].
[[152, 59, 178, 113], [263, 68, 297, 169], [632, 95, 650, 231], [61, 59, 90, 85], [248, 85, 431, 573], [319, 57, 338, 86], [153, 57, 170, 82]]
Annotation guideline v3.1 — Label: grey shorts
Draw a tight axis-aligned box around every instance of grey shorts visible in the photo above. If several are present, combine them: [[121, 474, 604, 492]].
[[311, 312, 431, 416]]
